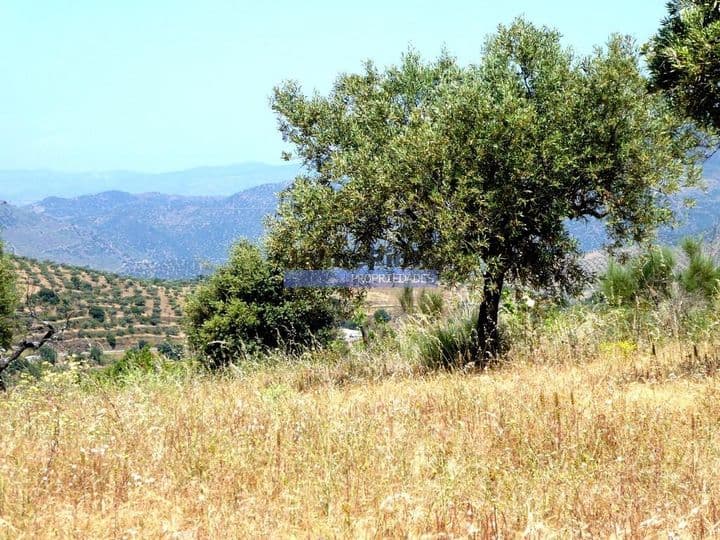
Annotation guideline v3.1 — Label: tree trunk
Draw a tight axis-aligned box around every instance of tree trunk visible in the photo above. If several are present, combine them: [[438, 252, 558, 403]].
[[474, 271, 504, 367]]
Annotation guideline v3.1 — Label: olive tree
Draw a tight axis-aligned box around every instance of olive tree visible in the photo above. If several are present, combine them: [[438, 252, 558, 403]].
[[269, 19, 705, 365]]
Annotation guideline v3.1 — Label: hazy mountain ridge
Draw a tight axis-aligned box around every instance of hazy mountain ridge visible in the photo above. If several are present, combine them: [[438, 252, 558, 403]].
[[0, 162, 301, 204], [1, 183, 285, 279], [1, 154, 718, 279]]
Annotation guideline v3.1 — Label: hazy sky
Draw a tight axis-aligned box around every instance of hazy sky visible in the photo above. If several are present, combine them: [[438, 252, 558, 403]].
[[0, 1, 669, 173]]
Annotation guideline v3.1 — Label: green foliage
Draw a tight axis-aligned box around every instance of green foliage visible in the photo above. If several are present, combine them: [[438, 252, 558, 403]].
[[645, 0, 720, 131], [157, 340, 184, 360], [679, 238, 720, 298], [33, 287, 60, 305], [185, 241, 348, 369], [88, 305, 105, 322], [398, 287, 415, 314], [106, 333, 117, 349], [99, 346, 155, 382], [415, 310, 481, 369], [600, 245, 678, 306], [269, 18, 704, 363], [0, 241, 17, 348], [600, 260, 639, 306], [373, 308, 391, 324], [634, 245, 677, 300], [89, 345, 103, 364]]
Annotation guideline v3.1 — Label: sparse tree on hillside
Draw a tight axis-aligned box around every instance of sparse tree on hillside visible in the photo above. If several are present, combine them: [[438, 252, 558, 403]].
[[269, 19, 706, 365]]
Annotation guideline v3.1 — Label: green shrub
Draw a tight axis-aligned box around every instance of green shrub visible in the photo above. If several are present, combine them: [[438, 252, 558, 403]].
[[600, 260, 639, 306], [89, 346, 103, 364], [416, 309, 483, 369], [679, 238, 720, 299], [88, 306, 105, 322], [157, 340, 184, 360], [373, 308, 391, 324], [38, 345, 57, 364], [185, 241, 348, 369], [99, 347, 155, 382]]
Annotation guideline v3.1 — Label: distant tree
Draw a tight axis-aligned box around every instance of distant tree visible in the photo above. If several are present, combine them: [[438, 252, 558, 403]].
[[33, 287, 60, 306], [185, 241, 347, 369], [106, 332, 117, 349], [89, 345, 103, 364], [88, 305, 105, 323], [645, 0, 720, 132], [270, 19, 705, 365]]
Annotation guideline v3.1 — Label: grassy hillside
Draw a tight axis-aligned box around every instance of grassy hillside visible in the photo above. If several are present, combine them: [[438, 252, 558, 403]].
[[1, 339, 719, 537], [10, 255, 194, 353]]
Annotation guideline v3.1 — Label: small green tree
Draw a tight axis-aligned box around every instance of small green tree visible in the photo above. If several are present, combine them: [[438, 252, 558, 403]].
[[88, 306, 105, 323], [270, 19, 705, 365], [185, 241, 348, 369], [89, 345, 103, 364], [157, 340, 184, 360]]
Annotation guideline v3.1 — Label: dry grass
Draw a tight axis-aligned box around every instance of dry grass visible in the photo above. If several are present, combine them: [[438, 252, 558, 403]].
[[2, 341, 720, 538]]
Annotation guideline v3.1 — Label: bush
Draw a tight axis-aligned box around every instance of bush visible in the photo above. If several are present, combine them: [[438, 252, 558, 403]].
[[416, 309, 481, 369], [99, 347, 155, 382], [185, 241, 348, 369], [373, 308, 391, 324], [679, 238, 720, 299], [32, 287, 60, 306], [106, 333, 117, 349], [600, 260, 639, 306], [88, 306, 105, 322], [89, 346, 103, 364], [157, 340, 184, 360]]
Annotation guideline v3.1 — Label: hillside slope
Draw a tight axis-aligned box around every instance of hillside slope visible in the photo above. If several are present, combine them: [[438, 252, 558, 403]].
[[10, 256, 194, 353]]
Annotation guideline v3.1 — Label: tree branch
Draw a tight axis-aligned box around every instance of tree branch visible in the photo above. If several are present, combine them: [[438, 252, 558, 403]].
[[0, 310, 70, 391]]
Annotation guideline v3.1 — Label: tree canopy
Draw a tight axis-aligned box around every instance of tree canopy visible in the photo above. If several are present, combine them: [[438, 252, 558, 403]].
[[645, 0, 720, 132], [269, 19, 705, 364]]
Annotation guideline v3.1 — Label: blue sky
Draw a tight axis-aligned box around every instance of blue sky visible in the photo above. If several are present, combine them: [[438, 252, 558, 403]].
[[0, 1, 669, 173]]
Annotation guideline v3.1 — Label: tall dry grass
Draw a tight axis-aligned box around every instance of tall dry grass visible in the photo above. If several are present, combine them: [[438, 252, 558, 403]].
[[2, 337, 720, 538]]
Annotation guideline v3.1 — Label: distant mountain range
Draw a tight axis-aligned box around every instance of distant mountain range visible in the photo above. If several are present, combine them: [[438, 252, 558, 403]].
[[0, 155, 718, 279], [0, 162, 301, 205], [0, 184, 284, 279]]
